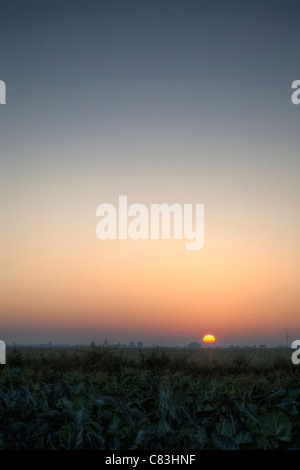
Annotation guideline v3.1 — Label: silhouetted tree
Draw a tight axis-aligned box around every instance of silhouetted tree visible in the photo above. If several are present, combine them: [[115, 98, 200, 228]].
[[187, 342, 202, 349]]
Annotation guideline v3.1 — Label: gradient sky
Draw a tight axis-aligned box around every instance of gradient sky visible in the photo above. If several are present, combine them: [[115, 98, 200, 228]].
[[1, 0, 300, 346]]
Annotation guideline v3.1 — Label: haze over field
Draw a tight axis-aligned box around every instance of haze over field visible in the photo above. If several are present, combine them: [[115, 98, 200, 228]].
[[1, 1, 300, 347]]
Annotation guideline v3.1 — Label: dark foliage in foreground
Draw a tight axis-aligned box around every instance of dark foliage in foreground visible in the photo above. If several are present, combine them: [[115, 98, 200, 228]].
[[0, 346, 299, 450], [0, 367, 299, 450]]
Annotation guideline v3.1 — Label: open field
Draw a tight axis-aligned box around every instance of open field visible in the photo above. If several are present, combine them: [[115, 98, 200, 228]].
[[119, 346, 294, 364], [1, 345, 299, 450], [4, 345, 296, 377], [5, 344, 295, 362]]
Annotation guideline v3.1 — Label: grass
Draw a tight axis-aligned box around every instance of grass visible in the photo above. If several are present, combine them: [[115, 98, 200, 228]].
[[5, 344, 298, 381]]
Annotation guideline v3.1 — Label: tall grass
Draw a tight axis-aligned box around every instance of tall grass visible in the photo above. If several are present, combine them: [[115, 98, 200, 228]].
[[5, 345, 298, 382]]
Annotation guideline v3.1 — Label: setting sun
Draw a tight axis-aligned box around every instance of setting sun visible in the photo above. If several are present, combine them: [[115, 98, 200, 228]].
[[203, 334, 216, 344]]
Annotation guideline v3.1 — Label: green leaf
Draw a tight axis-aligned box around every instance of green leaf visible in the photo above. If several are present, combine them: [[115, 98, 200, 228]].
[[56, 396, 73, 410], [117, 425, 134, 440], [58, 422, 75, 450], [236, 431, 253, 445], [256, 409, 293, 449], [135, 430, 155, 447], [72, 393, 92, 409], [157, 420, 170, 439], [216, 418, 233, 437], [125, 403, 145, 421], [74, 408, 90, 430], [19, 386, 36, 412], [274, 402, 298, 416], [168, 404, 192, 429], [277, 434, 291, 442], [40, 410, 60, 422], [75, 428, 105, 450], [192, 426, 208, 450], [259, 410, 292, 437], [95, 396, 118, 409], [212, 433, 239, 450], [107, 415, 122, 435], [246, 402, 258, 414]]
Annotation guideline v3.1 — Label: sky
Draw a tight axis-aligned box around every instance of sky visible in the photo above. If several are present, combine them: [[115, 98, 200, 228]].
[[1, 0, 300, 347]]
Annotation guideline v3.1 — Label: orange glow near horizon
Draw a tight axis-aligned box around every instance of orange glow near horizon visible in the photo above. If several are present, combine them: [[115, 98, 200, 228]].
[[2, 169, 300, 346], [2, 224, 300, 344]]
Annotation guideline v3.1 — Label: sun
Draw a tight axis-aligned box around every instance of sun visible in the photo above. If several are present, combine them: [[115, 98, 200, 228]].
[[203, 334, 216, 344]]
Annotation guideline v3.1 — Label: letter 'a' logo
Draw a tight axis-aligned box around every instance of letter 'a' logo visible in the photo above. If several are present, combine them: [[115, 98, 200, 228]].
[[0, 80, 6, 104], [0, 340, 6, 364], [291, 80, 300, 105], [291, 340, 300, 365]]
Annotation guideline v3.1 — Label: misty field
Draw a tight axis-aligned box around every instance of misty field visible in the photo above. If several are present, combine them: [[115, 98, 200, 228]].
[[0, 345, 299, 450]]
